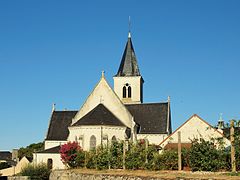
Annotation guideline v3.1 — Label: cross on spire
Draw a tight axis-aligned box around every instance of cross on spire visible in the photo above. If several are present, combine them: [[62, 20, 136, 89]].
[[128, 16, 131, 38]]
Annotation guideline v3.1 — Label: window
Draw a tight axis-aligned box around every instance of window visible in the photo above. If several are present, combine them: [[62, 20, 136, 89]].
[[47, 158, 53, 169], [123, 86, 126, 98], [123, 83, 132, 98], [90, 135, 96, 150], [111, 136, 117, 143], [128, 86, 131, 98]]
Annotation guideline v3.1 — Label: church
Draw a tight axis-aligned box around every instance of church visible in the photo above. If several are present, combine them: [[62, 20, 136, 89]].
[[34, 31, 172, 169]]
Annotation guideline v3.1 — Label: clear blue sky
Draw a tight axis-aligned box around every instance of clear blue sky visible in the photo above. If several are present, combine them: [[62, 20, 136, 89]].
[[1, 1, 240, 151]]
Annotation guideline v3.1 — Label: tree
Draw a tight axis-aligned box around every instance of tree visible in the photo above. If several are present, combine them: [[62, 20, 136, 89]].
[[18, 142, 44, 160], [189, 138, 227, 171]]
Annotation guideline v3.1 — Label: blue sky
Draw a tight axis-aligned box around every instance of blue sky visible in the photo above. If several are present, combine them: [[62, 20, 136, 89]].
[[0, 1, 240, 150]]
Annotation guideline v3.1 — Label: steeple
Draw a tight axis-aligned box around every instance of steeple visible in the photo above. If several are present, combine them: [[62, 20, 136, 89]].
[[116, 34, 141, 77], [217, 113, 224, 130], [113, 26, 144, 104]]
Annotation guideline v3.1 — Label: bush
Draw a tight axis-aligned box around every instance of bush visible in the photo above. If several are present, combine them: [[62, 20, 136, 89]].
[[75, 150, 86, 168], [125, 142, 145, 169], [143, 145, 159, 170], [95, 146, 109, 170], [158, 150, 178, 170], [234, 130, 240, 170], [20, 163, 51, 180], [85, 150, 96, 169], [189, 138, 227, 171], [59, 141, 81, 168], [109, 141, 123, 169]]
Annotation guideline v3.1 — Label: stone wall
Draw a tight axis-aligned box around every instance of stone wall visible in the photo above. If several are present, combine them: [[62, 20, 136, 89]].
[[50, 170, 160, 180], [8, 176, 29, 180]]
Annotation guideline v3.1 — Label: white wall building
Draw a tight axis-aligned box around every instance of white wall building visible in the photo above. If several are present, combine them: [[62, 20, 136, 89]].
[[34, 31, 171, 169], [159, 114, 230, 149]]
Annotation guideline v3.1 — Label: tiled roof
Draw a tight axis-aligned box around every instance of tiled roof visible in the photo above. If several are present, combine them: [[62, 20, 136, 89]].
[[0, 151, 11, 161], [126, 103, 170, 134], [72, 104, 125, 127], [115, 36, 141, 77], [45, 103, 170, 141], [45, 111, 77, 141], [37, 146, 60, 154]]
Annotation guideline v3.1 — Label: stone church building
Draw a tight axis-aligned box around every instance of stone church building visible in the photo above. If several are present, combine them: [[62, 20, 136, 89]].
[[34, 32, 172, 169]]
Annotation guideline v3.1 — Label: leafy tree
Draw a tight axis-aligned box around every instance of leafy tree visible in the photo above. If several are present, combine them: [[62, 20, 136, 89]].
[[189, 138, 227, 171], [18, 142, 44, 160]]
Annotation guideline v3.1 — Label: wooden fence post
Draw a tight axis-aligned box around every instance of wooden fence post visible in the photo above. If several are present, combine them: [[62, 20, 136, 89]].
[[178, 131, 182, 171], [145, 139, 149, 164], [230, 120, 236, 172], [123, 140, 126, 170]]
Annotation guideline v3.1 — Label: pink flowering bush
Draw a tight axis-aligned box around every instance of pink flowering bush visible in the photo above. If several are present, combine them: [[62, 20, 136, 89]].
[[60, 141, 81, 168]]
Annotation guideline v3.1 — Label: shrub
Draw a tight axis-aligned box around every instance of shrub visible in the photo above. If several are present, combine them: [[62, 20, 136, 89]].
[[143, 144, 159, 170], [189, 138, 227, 171], [159, 150, 178, 170], [109, 141, 123, 169], [85, 150, 96, 169], [75, 150, 86, 168], [234, 130, 240, 170], [59, 141, 81, 168], [95, 146, 109, 170], [125, 142, 145, 169], [20, 163, 51, 180]]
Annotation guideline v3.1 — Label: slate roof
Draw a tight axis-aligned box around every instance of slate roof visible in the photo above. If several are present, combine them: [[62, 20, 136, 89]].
[[45, 103, 170, 141], [0, 151, 11, 161], [37, 146, 60, 154], [116, 36, 141, 77], [72, 104, 125, 127], [126, 103, 170, 134], [45, 111, 77, 141]]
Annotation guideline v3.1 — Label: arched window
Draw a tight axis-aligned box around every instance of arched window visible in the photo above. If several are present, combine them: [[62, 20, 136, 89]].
[[90, 135, 96, 150], [128, 86, 131, 98], [47, 158, 53, 169], [111, 135, 117, 143], [123, 86, 126, 98]]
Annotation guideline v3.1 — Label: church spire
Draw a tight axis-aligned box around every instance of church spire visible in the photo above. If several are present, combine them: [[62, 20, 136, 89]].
[[115, 19, 141, 77]]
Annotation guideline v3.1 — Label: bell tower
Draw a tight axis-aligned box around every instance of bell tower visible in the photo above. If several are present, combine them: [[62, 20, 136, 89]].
[[113, 31, 144, 104]]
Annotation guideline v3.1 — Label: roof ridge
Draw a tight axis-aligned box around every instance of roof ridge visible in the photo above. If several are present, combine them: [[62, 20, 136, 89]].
[[126, 102, 168, 106]]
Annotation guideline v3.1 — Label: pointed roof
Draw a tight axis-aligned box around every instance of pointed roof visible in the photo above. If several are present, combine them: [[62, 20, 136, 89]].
[[126, 103, 170, 134], [116, 35, 141, 76], [45, 111, 77, 141], [72, 104, 125, 127], [72, 73, 134, 128]]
